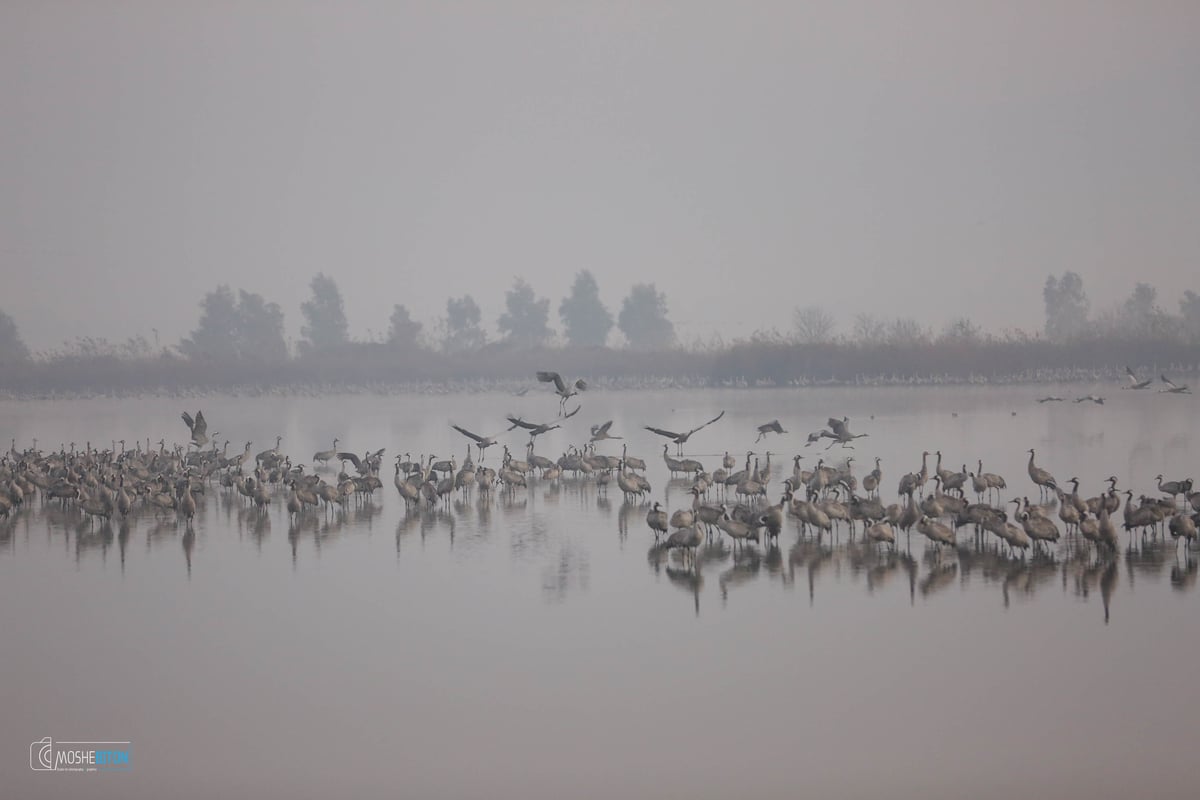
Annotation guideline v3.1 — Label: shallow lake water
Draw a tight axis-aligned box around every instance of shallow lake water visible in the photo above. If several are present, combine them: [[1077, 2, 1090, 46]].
[[2, 385, 1198, 799]]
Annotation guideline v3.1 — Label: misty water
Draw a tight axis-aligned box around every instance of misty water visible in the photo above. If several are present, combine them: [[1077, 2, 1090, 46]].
[[2, 385, 1198, 800]]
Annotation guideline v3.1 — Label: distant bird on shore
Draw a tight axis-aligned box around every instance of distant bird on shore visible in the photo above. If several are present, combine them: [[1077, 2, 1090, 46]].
[[1036, 396, 1064, 403], [536, 371, 587, 414], [1074, 395, 1105, 405], [645, 410, 726, 455], [1159, 375, 1191, 394], [1124, 366, 1152, 390], [755, 420, 787, 443]]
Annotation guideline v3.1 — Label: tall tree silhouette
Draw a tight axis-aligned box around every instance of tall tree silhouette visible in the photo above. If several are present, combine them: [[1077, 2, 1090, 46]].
[[300, 273, 349, 353], [559, 270, 612, 347], [497, 278, 551, 347], [618, 283, 674, 349]]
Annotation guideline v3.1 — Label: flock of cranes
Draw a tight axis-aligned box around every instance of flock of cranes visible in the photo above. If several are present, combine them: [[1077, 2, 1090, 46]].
[[643, 441, 1198, 568], [1, 368, 1195, 592], [1036, 368, 1192, 404]]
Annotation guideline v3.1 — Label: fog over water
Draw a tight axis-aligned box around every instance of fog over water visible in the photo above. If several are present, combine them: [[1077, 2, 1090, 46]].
[[3, 3, 1200, 797], [2, 386, 1199, 798], [3, 2, 1199, 349]]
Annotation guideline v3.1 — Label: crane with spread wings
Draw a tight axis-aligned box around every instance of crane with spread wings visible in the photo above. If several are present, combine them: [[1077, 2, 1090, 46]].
[[536, 370, 587, 414], [755, 419, 787, 443], [644, 410, 725, 455], [449, 424, 503, 460], [180, 410, 210, 448], [1124, 366, 1152, 389], [337, 448, 386, 476], [806, 417, 868, 449], [507, 405, 580, 442], [589, 420, 622, 442], [1159, 374, 1191, 394]]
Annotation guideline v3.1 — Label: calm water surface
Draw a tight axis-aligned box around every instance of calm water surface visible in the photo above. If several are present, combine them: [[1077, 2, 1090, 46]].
[[2, 386, 1197, 799]]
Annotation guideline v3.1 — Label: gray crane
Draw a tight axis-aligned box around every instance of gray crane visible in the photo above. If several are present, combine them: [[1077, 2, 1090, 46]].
[[450, 424, 502, 460], [644, 410, 725, 455], [536, 370, 588, 414], [755, 419, 787, 443]]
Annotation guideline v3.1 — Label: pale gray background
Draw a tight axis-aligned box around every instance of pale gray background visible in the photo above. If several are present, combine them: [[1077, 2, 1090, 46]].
[[3, 1, 1197, 349]]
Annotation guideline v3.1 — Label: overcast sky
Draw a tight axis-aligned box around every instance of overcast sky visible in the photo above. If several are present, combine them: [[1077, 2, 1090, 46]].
[[2, 1, 1197, 351]]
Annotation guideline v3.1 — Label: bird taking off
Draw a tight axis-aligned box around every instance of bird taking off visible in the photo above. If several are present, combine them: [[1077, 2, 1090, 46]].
[[644, 410, 725, 455], [449, 424, 502, 460], [806, 416, 868, 449], [755, 420, 787, 443], [536, 371, 587, 414], [589, 420, 622, 442], [180, 410, 209, 448], [1036, 396, 1064, 403], [1124, 366, 1152, 390], [506, 408, 576, 442], [1159, 374, 1191, 394]]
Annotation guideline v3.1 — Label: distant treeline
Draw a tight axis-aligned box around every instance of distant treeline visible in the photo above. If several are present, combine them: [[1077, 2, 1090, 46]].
[[0, 270, 1197, 394], [0, 336, 1196, 396]]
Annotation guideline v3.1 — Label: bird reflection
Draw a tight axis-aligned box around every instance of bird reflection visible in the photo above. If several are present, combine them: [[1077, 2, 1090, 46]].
[[665, 563, 703, 616], [719, 549, 761, 606], [1170, 558, 1197, 594], [919, 561, 957, 598], [182, 528, 195, 579], [118, 519, 130, 573]]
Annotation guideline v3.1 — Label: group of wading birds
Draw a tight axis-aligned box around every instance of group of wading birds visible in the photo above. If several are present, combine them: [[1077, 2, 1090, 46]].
[[0, 369, 1195, 572]]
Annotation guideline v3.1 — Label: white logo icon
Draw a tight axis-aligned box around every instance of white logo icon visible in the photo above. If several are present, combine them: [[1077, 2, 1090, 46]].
[[30, 737, 53, 770]]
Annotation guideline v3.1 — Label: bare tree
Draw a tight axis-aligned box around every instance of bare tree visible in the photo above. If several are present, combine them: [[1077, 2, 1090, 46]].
[[887, 318, 930, 346], [939, 317, 983, 344], [791, 306, 835, 344], [852, 313, 887, 344]]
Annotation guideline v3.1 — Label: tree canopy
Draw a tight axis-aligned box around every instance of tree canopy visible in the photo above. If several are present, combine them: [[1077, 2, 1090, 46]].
[[497, 278, 551, 347], [0, 307, 30, 363], [300, 273, 349, 353], [180, 286, 288, 362], [618, 283, 674, 349], [1042, 271, 1089, 341], [387, 304, 423, 347], [1180, 291, 1200, 344], [559, 270, 612, 347], [443, 295, 487, 353]]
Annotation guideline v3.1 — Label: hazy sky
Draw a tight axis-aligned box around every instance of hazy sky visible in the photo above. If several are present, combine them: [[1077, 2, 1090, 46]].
[[3, 1, 1198, 351]]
